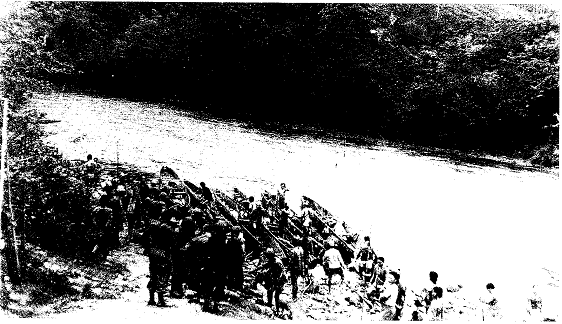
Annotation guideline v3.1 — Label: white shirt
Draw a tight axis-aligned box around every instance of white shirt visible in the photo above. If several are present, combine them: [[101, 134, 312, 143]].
[[381, 283, 399, 307], [323, 248, 345, 269]]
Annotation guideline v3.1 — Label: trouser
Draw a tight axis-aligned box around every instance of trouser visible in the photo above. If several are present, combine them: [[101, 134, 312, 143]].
[[325, 267, 344, 292], [170, 251, 185, 296], [147, 254, 172, 294], [290, 271, 300, 299], [228, 260, 244, 291], [110, 226, 121, 249], [267, 287, 282, 311], [127, 217, 137, 240], [202, 273, 226, 311], [359, 260, 374, 283], [93, 231, 111, 259], [393, 306, 403, 320]]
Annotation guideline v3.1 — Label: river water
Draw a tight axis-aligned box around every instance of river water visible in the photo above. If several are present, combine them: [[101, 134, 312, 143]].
[[31, 92, 560, 318]]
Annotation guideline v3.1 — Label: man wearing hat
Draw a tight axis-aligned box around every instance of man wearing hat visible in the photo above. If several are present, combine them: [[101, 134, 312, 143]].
[[144, 208, 177, 307]]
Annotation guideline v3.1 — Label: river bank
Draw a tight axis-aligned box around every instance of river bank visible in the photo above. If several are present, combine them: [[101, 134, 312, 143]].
[[29, 91, 560, 320]]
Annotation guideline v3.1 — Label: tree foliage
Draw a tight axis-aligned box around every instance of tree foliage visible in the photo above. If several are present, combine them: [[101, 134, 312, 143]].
[[3, 3, 560, 158], [1, 3, 97, 272]]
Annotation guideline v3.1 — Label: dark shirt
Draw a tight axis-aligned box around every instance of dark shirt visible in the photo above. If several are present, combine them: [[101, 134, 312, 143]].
[[144, 219, 175, 256], [204, 233, 229, 277], [201, 186, 213, 202], [178, 217, 196, 247], [250, 206, 266, 225], [279, 208, 290, 229]]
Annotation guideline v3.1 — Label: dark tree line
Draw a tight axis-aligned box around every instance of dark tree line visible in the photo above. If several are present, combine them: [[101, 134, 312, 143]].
[[4, 2, 560, 161]]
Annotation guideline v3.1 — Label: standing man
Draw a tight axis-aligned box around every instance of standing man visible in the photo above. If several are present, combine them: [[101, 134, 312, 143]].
[[276, 183, 289, 210], [202, 221, 229, 313], [300, 200, 314, 232], [82, 154, 98, 188], [226, 226, 246, 292], [90, 205, 113, 260], [322, 242, 346, 293], [288, 238, 306, 300], [480, 283, 501, 320], [356, 236, 376, 284], [167, 207, 186, 299], [250, 204, 267, 232], [369, 256, 387, 299], [255, 248, 288, 314], [300, 200, 314, 267], [241, 196, 256, 219], [278, 205, 291, 239], [143, 208, 176, 307]]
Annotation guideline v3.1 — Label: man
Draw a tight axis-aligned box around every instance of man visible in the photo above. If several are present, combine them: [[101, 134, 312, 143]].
[[255, 248, 287, 314], [200, 182, 214, 203], [108, 186, 124, 249], [301, 235, 311, 278], [99, 182, 123, 250], [356, 236, 377, 284], [480, 282, 501, 320], [168, 207, 187, 299], [369, 256, 387, 299], [250, 204, 267, 231], [90, 205, 113, 260], [427, 286, 444, 320], [226, 226, 246, 292], [423, 271, 439, 312], [240, 196, 255, 219], [288, 238, 306, 300], [82, 154, 98, 187], [143, 208, 177, 307], [276, 183, 289, 209], [300, 201, 314, 232], [376, 270, 401, 320], [322, 243, 346, 293], [202, 221, 230, 312], [278, 204, 291, 239], [413, 270, 440, 320]]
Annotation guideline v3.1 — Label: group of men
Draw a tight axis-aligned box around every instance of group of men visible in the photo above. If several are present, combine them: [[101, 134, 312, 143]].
[[350, 236, 447, 321], [78, 158, 504, 320], [79, 155, 135, 259]]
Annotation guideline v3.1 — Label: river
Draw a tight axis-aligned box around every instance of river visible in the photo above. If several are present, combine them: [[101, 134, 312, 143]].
[[31, 92, 560, 319]]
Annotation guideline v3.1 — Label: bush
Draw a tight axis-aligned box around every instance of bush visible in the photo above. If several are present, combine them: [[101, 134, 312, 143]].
[[530, 144, 559, 168]]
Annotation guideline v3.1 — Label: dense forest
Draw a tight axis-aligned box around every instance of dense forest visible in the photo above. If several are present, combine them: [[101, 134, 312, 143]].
[[2, 3, 560, 159]]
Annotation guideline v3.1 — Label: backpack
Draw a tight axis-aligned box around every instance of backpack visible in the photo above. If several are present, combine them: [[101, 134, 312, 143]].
[[359, 246, 375, 262]]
